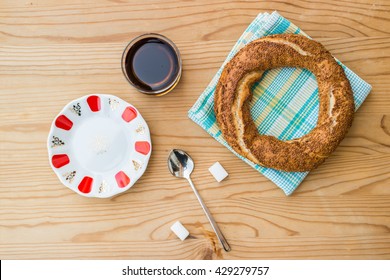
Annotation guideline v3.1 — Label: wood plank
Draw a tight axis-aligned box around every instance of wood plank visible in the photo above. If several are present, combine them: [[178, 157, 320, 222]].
[[0, 0, 389, 259], [1, 0, 390, 44], [1, 234, 390, 259], [1, 195, 389, 259], [0, 37, 389, 127]]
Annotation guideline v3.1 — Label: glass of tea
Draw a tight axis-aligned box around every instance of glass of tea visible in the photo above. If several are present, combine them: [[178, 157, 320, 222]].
[[121, 33, 182, 96]]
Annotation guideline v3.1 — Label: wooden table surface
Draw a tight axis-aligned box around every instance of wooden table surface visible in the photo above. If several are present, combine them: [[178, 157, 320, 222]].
[[1, 0, 389, 260]]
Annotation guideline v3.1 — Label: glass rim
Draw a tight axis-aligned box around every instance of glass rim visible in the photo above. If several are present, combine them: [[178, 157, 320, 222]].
[[121, 33, 182, 95]]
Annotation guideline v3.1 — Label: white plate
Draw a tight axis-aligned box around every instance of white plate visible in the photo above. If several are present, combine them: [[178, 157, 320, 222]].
[[47, 94, 152, 198]]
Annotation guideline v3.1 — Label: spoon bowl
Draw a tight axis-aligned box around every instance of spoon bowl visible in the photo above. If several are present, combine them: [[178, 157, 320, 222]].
[[168, 149, 194, 179]]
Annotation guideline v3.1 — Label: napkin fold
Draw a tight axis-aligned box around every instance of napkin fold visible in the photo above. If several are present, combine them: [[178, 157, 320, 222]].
[[188, 11, 372, 195]]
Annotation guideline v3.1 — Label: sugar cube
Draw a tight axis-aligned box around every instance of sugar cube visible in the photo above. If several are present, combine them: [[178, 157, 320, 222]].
[[170, 221, 189, 241], [208, 162, 228, 182]]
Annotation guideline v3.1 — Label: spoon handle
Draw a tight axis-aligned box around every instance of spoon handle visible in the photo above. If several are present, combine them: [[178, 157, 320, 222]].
[[186, 177, 231, 252]]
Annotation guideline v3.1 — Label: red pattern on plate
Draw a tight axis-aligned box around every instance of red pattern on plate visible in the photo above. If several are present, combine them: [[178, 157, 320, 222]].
[[52, 154, 70, 168], [78, 176, 93, 193], [55, 115, 73, 130], [115, 171, 130, 188], [135, 141, 151, 155], [87, 95, 101, 112], [122, 106, 137, 122]]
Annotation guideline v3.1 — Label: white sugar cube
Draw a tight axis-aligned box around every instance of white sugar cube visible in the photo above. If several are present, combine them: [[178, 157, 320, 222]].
[[170, 221, 189, 241], [208, 162, 228, 182]]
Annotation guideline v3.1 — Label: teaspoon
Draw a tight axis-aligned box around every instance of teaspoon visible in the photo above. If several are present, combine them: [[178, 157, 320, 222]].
[[167, 149, 231, 252]]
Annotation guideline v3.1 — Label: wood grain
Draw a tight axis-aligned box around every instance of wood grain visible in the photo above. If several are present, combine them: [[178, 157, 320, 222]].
[[0, 0, 389, 259]]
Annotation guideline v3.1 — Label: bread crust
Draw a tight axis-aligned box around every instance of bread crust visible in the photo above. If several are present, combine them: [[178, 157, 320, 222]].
[[214, 34, 354, 172]]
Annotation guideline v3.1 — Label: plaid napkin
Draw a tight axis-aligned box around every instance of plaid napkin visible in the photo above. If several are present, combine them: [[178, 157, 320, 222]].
[[188, 11, 372, 195]]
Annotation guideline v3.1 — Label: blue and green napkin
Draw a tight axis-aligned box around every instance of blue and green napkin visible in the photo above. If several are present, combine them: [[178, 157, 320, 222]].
[[188, 11, 372, 195]]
